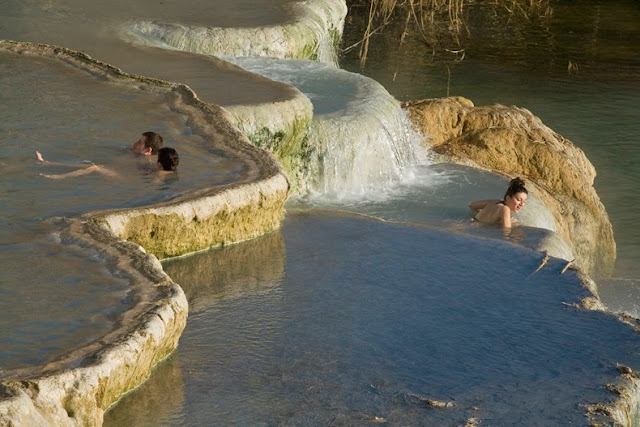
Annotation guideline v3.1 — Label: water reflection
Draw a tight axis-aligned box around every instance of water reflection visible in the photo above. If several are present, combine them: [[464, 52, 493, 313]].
[[104, 353, 185, 426], [163, 230, 286, 311], [340, 0, 640, 280], [106, 212, 640, 425], [105, 230, 286, 426]]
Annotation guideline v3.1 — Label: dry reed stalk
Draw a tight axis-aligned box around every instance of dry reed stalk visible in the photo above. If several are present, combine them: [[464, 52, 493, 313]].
[[352, 0, 551, 68]]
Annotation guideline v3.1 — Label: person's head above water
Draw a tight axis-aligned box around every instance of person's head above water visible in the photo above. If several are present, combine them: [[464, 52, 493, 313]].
[[157, 147, 179, 172], [503, 177, 528, 213], [468, 177, 528, 228], [131, 131, 163, 156]]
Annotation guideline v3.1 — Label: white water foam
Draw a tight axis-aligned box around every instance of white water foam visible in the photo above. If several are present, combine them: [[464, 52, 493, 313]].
[[124, 0, 346, 67], [226, 57, 430, 203]]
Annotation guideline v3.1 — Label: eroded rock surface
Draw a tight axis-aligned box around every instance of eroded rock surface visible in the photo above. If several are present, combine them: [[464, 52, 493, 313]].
[[402, 96, 615, 276]]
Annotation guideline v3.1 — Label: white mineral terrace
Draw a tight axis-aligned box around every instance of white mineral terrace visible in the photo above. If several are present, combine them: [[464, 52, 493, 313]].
[[0, 0, 639, 425]]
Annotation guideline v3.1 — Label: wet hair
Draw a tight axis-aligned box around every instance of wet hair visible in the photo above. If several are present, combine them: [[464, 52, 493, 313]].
[[157, 147, 179, 171], [504, 177, 528, 200], [142, 131, 163, 155]]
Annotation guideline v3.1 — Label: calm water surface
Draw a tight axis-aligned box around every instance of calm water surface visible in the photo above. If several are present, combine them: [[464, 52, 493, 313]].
[[105, 2, 640, 423], [0, 51, 244, 368], [340, 0, 640, 279], [3, 0, 640, 423], [105, 213, 640, 425]]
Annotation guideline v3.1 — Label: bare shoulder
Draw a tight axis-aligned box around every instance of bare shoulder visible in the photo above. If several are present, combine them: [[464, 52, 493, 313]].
[[469, 199, 500, 210]]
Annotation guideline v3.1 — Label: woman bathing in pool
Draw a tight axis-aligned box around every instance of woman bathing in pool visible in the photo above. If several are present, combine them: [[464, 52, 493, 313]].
[[35, 147, 179, 179], [469, 177, 528, 228]]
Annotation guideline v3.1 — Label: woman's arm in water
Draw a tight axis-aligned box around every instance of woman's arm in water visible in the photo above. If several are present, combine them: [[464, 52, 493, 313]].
[[35, 151, 95, 169], [36, 151, 120, 179]]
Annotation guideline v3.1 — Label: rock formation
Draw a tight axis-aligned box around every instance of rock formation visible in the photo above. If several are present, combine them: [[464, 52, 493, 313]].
[[0, 40, 290, 425], [402, 96, 615, 276]]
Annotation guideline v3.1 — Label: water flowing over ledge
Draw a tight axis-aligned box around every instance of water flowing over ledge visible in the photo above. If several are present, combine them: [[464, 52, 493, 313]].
[[126, 0, 347, 65], [226, 57, 427, 200], [1, 0, 639, 424]]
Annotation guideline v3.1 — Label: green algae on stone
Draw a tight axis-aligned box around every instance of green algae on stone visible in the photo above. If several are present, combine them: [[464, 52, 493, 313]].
[[119, 189, 288, 259], [225, 90, 315, 194], [245, 125, 315, 193]]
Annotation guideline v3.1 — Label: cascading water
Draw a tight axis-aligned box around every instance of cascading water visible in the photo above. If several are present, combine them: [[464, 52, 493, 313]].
[[225, 57, 429, 202], [124, 20, 430, 203], [124, 0, 347, 66]]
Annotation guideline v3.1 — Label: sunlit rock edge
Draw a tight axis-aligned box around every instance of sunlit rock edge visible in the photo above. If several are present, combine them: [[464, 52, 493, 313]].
[[402, 96, 616, 278], [127, 0, 347, 65], [0, 3, 637, 426]]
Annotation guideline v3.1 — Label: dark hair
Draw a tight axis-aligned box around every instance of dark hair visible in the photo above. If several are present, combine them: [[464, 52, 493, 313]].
[[157, 147, 179, 171], [504, 177, 528, 199], [142, 131, 163, 155]]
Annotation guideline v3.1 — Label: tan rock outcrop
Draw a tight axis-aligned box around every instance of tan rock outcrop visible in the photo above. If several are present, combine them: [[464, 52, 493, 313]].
[[402, 96, 615, 276]]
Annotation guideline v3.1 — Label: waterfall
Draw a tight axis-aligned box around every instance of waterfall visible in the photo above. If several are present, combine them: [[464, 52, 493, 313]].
[[226, 57, 429, 202], [124, 0, 347, 67]]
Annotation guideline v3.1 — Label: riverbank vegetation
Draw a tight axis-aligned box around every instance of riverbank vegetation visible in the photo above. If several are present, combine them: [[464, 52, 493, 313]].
[[344, 0, 552, 67]]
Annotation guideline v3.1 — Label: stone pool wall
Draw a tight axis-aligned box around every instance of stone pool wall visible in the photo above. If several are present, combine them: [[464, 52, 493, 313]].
[[0, 219, 188, 426], [0, 40, 291, 425], [127, 0, 347, 63], [1, 0, 639, 424]]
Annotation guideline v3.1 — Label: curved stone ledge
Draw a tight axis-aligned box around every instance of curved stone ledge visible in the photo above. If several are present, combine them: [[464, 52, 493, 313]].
[[225, 91, 314, 194], [566, 271, 640, 426], [0, 40, 291, 425], [2, 9, 638, 424], [0, 219, 189, 426], [1, 39, 291, 256], [128, 0, 347, 64], [588, 312, 640, 426], [98, 173, 289, 259], [402, 96, 615, 277]]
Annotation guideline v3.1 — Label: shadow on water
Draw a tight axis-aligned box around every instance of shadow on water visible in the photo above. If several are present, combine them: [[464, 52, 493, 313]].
[[106, 212, 640, 426]]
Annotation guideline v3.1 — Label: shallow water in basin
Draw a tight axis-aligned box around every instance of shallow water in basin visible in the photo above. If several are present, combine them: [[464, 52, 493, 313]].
[[105, 212, 640, 426], [0, 226, 130, 369], [0, 52, 244, 219], [340, 0, 640, 281], [0, 51, 244, 369], [2, 0, 640, 424]]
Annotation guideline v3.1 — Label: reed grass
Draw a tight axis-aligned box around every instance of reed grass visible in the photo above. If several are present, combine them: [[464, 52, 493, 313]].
[[347, 0, 552, 68]]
